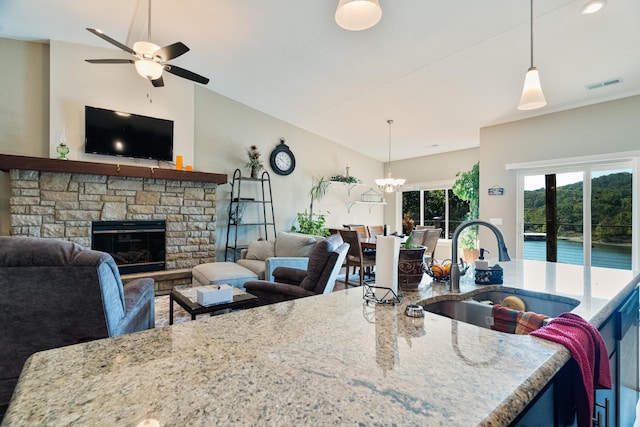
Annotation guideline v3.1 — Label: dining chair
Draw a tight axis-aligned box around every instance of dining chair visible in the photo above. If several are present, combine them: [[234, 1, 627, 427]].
[[415, 225, 435, 230], [367, 225, 384, 238], [409, 229, 428, 247], [338, 229, 376, 287], [346, 225, 369, 240], [423, 228, 442, 262]]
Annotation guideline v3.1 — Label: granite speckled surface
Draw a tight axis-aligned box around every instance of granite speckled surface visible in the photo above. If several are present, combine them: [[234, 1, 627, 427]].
[[3, 259, 638, 426]]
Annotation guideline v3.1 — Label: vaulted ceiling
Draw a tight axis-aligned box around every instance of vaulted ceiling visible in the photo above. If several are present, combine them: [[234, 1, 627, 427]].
[[1, 0, 638, 161]]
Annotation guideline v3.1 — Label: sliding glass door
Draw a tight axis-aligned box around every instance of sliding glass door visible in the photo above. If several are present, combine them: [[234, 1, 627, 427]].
[[520, 163, 632, 270]]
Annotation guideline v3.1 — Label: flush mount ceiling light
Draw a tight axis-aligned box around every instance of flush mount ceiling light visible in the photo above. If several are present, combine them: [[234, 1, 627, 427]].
[[335, 0, 382, 31], [517, 0, 547, 111], [375, 120, 406, 193], [581, 0, 607, 14]]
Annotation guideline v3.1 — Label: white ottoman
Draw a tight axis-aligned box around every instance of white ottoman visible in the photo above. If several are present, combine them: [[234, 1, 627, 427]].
[[192, 262, 259, 291]]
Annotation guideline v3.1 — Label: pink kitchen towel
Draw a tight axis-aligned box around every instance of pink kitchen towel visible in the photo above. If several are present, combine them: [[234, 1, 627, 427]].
[[530, 312, 611, 427]]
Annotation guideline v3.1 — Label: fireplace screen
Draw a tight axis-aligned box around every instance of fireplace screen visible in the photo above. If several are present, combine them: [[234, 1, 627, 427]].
[[91, 220, 166, 275]]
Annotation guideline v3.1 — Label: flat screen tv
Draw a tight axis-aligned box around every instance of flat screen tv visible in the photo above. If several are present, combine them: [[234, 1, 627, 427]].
[[84, 106, 174, 162]]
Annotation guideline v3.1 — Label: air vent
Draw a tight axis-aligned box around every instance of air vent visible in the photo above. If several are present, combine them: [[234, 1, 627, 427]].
[[586, 78, 623, 91]]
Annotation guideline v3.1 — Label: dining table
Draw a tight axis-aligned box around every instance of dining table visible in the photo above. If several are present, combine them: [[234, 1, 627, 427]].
[[359, 235, 407, 251]]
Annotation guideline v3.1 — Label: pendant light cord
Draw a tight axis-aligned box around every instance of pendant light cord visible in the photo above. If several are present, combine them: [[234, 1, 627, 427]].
[[147, 0, 152, 42], [529, 0, 533, 68], [387, 119, 394, 173]]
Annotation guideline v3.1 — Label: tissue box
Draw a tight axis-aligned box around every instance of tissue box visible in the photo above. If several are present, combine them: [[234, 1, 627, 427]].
[[196, 284, 234, 306]]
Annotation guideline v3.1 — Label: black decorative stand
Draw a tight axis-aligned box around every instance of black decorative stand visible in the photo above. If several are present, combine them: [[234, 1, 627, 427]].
[[363, 281, 403, 305]]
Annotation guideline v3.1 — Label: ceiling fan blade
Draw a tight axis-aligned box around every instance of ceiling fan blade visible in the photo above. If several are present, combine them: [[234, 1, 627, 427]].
[[164, 65, 210, 85], [154, 42, 189, 62], [85, 59, 135, 64], [151, 76, 165, 87], [86, 28, 136, 55]]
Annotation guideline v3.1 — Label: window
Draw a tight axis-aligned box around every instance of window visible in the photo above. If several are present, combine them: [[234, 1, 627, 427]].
[[402, 186, 469, 238]]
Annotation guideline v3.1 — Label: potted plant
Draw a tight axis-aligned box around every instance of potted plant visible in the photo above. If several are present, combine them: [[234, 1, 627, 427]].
[[330, 174, 362, 184], [291, 176, 331, 236], [398, 233, 426, 290], [452, 162, 480, 262], [402, 212, 415, 236], [245, 145, 263, 178]]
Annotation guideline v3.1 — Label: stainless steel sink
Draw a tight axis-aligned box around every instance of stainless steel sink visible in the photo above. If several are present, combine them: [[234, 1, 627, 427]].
[[470, 287, 580, 317], [421, 287, 580, 331], [422, 299, 495, 329]]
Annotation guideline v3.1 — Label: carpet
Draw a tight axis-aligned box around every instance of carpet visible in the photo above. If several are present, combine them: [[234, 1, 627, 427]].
[[153, 295, 207, 328]]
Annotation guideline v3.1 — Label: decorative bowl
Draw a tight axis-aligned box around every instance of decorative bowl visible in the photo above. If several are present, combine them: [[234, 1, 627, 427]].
[[425, 258, 468, 282]]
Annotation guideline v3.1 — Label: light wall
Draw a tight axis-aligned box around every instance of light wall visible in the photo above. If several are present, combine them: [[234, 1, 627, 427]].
[[49, 40, 195, 166], [0, 38, 49, 235], [193, 88, 384, 260], [479, 95, 640, 259]]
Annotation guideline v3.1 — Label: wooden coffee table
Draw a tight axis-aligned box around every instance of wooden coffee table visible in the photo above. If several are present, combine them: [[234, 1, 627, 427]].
[[169, 286, 258, 325]]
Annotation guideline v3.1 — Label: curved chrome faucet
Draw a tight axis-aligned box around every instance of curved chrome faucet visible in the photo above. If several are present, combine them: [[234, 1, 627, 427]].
[[450, 219, 511, 292]]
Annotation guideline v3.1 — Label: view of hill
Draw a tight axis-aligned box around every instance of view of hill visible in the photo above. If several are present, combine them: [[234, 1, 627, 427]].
[[524, 172, 632, 244]]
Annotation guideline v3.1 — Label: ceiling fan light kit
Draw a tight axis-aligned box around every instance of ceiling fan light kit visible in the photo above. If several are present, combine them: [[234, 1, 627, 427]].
[[335, 0, 382, 31], [84, 0, 209, 87], [517, 0, 546, 111], [375, 119, 406, 193]]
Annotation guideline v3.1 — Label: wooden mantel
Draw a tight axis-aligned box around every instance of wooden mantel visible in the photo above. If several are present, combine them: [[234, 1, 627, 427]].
[[0, 154, 227, 184]]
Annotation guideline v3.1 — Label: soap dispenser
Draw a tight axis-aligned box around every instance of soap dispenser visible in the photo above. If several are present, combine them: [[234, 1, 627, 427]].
[[475, 248, 489, 270]]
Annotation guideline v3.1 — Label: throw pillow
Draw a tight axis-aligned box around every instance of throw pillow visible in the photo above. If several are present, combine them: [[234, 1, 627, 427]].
[[274, 231, 318, 257], [245, 240, 276, 261]]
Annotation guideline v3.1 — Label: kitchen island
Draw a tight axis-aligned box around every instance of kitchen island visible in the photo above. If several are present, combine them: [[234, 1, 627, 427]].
[[3, 260, 638, 426]]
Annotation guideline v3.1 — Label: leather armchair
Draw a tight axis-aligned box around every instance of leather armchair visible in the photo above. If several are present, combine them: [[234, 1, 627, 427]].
[[244, 234, 349, 307], [0, 236, 155, 410]]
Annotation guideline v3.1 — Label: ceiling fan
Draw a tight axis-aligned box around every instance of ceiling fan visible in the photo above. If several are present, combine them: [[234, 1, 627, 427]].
[[85, 0, 209, 87]]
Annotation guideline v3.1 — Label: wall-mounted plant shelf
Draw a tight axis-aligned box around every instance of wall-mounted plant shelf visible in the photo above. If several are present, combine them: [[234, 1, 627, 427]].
[[328, 181, 366, 196], [346, 201, 387, 213]]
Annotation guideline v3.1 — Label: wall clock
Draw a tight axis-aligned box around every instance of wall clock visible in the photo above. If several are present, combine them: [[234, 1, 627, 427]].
[[269, 138, 296, 176]]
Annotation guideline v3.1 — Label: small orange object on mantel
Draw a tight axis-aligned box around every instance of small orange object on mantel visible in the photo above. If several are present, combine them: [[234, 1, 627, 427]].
[[186, 165, 193, 171]]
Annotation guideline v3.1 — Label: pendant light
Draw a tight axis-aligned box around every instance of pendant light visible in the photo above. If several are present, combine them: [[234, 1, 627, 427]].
[[335, 0, 382, 31], [375, 120, 406, 193], [581, 0, 607, 15], [517, 0, 547, 111]]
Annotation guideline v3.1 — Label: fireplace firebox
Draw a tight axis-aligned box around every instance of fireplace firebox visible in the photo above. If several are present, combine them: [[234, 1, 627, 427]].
[[91, 220, 166, 275]]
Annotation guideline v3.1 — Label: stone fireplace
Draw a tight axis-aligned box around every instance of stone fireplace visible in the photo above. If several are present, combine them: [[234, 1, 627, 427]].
[[3, 154, 226, 274]]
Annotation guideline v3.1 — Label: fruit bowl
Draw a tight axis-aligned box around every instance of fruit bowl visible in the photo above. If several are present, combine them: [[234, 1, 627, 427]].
[[425, 259, 468, 282]]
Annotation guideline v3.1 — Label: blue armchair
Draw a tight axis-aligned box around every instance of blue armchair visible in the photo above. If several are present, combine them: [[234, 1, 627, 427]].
[[0, 236, 155, 411]]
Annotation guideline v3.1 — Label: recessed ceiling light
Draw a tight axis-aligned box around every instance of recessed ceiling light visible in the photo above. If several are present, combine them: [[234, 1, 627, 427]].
[[581, 0, 607, 15]]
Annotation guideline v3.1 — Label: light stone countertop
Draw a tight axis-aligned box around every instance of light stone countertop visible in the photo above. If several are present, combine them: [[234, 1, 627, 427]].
[[3, 260, 638, 426]]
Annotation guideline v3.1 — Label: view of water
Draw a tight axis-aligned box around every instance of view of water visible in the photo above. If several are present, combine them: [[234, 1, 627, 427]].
[[524, 240, 632, 270]]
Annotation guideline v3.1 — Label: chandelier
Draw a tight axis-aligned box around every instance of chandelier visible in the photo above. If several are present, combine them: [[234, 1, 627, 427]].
[[375, 120, 406, 193]]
